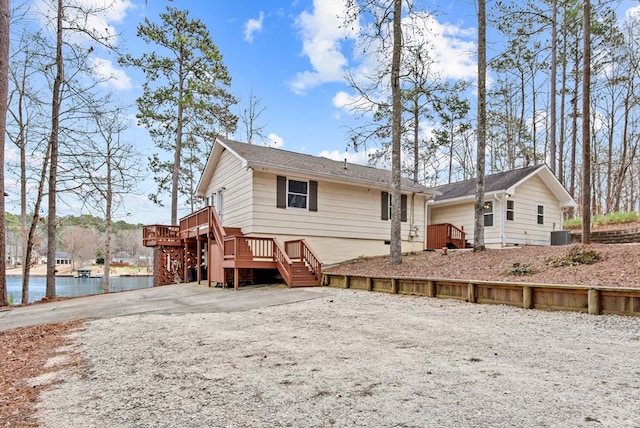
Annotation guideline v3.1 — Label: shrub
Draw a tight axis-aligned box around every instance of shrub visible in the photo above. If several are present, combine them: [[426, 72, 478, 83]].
[[547, 246, 601, 267], [506, 262, 533, 276]]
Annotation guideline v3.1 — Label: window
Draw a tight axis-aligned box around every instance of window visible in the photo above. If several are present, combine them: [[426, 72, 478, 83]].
[[506, 200, 514, 221], [537, 205, 544, 225], [288, 179, 308, 209], [484, 200, 494, 227], [381, 192, 407, 222], [276, 176, 318, 211]]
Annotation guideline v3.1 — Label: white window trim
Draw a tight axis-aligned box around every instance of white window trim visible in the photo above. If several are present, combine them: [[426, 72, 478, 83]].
[[287, 178, 309, 210], [484, 200, 494, 227], [537, 204, 545, 225], [506, 199, 515, 222]]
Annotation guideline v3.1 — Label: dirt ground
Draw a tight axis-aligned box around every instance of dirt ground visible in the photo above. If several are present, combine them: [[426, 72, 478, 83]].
[[2, 228, 640, 426], [324, 242, 640, 288]]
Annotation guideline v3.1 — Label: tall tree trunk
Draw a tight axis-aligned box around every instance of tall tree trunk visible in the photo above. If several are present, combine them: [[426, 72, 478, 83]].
[[46, 0, 64, 299], [171, 48, 186, 225], [413, 100, 419, 183], [104, 144, 112, 294], [474, 0, 486, 252], [569, 54, 579, 218], [390, 0, 402, 264], [0, 0, 9, 306], [549, 0, 558, 174], [581, 0, 591, 244], [558, 14, 568, 185]]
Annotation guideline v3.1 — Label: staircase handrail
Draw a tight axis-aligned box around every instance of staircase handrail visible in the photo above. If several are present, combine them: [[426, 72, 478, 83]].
[[272, 238, 293, 285], [285, 239, 322, 279], [446, 223, 466, 248], [209, 206, 226, 245]]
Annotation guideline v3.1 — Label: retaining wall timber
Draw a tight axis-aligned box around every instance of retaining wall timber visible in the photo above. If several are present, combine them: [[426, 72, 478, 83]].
[[322, 273, 640, 317], [570, 228, 640, 244]]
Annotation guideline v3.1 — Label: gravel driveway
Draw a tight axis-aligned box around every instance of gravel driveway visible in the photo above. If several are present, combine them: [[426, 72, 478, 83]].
[[37, 287, 640, 427]]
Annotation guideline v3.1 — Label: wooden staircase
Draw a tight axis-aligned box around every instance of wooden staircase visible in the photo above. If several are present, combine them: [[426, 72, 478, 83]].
[[291, 261, 321, 287]]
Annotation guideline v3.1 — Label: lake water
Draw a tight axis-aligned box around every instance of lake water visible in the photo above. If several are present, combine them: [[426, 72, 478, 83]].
[[6, 275, 154, 305]]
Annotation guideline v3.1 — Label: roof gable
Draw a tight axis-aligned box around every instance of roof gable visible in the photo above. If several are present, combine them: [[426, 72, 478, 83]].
[[431, 164, 576, 207], [197, 138, 437, 196]]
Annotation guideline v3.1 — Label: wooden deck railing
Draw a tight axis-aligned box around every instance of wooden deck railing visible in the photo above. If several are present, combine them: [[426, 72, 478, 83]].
[[142, 225, 181, 247], [274, 240, 293, 285], [427, 223, 466, 249], [148, 205, 321, 287]]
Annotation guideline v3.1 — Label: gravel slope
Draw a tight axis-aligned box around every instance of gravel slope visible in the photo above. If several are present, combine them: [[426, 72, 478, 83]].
[[37, 287, 640, 427]]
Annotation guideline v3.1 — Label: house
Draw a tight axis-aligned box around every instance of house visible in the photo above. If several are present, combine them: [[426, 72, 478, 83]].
[[55, 251, 72, 265], [143, 138, 439, 288], [427, 164, 577, 248], [142, 142, 576, 288]]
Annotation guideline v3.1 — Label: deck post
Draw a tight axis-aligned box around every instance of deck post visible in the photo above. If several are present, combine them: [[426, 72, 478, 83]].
[[234, 268, 239, 290], [196, 234, 201, 284], [183, 241, 188, 283]]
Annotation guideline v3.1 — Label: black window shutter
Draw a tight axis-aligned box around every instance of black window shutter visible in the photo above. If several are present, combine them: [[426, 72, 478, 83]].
[[277, 176, 286, 209], [401, 194, 407, 222], [309, 180, 318, 212], [381, 192, 389, 220]]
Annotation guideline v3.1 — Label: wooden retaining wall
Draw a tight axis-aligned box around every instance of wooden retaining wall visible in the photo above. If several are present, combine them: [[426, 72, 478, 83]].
[[322, 273, 640, 317]]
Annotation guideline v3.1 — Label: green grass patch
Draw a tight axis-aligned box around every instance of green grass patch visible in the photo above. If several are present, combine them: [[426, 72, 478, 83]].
[[564, 211, 639, 229]]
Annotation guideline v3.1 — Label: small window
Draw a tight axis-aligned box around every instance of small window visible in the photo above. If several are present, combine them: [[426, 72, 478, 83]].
[[276, 176, 317, 211], [484, 200, 494, 227], [537, 205, 544, 225], [506, 200, 514, 221], [381, 192, 407, 222], [287, 179, 308, 209]]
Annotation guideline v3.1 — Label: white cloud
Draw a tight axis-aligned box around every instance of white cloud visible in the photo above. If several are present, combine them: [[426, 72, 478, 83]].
[[89, 57, 132, 91], [319, 148, 378, 166], [290, 0, 357, 94], [33, 0, 135, 45], [411, 13, 477, 81], [626, 4, 640, 19], [266, 133, 285, 148], [244, 11, 264, 43]]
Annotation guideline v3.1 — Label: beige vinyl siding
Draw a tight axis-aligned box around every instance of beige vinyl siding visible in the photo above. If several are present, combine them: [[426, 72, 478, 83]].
[[242, 234, 424, 265], [504, 175, 562, 245], [250, 171, 426, 241], [203, 149, 253, 229], [429, 202, 476, 243]]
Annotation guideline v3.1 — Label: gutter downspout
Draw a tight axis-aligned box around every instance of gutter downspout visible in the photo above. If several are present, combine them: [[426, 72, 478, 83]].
[[497, 192, 510, 247]]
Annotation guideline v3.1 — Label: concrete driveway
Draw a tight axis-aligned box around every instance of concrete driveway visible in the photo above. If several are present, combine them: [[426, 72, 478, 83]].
[[0, 283, 330, 331]]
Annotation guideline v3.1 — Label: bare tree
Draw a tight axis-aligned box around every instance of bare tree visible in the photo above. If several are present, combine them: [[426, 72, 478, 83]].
[[0, 0, 9, 306], [581, 0, 591, 244], [69, 105, 143, 293], [241, 88, 268, 144], [34, 0, 120, 299], [474, 0, 487, 252]]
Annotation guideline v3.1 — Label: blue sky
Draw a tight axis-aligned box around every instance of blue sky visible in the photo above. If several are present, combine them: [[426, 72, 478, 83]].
[[8, 0, 640, 225], [122, 0, 480, 224]]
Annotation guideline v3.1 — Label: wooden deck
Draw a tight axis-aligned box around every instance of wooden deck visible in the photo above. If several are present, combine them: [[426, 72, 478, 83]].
[[143, 207, 322, 288], [427, 223, 468, 249]]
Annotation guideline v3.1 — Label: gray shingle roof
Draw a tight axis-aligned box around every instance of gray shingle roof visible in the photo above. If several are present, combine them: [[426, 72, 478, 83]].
[[218, 138, 435, 194], [431, 165, 543, 201]]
